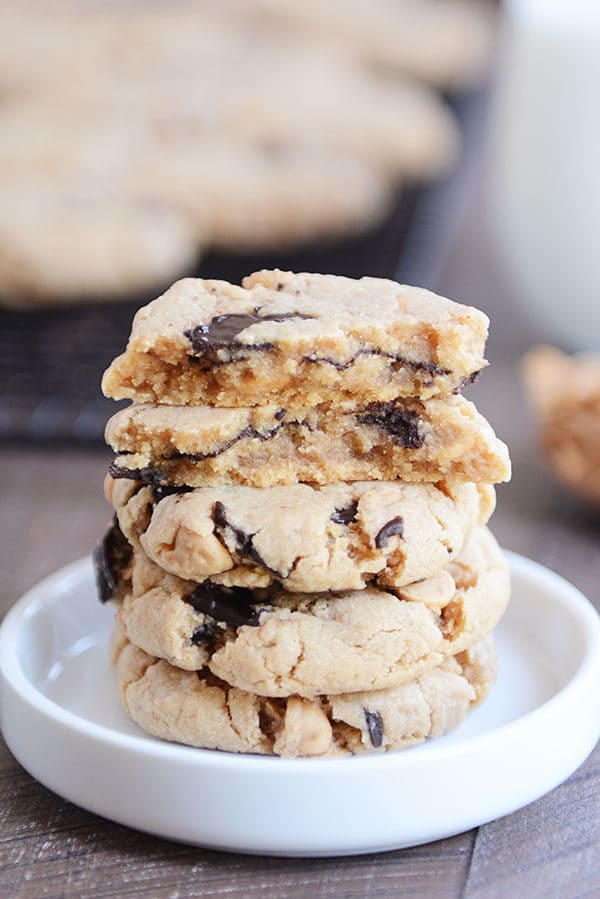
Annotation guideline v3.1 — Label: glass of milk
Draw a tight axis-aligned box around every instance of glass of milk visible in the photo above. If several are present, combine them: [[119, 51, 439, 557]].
[[491, 0, 600, 349]]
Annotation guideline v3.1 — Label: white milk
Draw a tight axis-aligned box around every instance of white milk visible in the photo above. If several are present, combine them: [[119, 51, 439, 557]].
[[491, 0, 600, 349]]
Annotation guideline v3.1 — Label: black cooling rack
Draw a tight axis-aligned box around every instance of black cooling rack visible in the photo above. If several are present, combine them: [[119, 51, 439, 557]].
[[0, 90, 484, 445]]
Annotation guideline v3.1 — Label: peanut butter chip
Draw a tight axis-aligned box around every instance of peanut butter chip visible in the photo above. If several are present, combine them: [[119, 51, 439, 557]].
[[275, 697, 333, 757], [396, 570, 456, 609]]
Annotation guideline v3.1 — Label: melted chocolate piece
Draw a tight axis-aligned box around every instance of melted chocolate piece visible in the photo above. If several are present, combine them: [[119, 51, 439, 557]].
[[213, 501, 281, 576], [375, 516, 405, 549], [185, 310, 314, 354], [364, 709, 384, 748], [184, 315, 457, 388], [357, 403, 424, 449], [303, 348, 451, 377], [165, 422, 285, 462], [115, 415, 303, 475], [109, 461, 170, 488], [331, 502, 358, 526], [93, 517, 132, 603], [190, 620, 219, 646], [398, 358, 450, 376], [185, 581, 262, 629], [152, 484, 194, 503], [456, 368, 483, 392]]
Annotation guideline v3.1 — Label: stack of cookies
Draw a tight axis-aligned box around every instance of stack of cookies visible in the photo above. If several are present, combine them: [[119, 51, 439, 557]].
[[96, 270, 511, 757]]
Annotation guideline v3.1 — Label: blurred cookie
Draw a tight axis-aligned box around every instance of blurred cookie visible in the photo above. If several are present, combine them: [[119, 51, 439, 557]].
[[215, 48, 460, 181], [0, 2, 467, 304], [229, 0, 493, 88], [112, 624, 496, 756], [524, 346, 600, 506], [133, 141, 391, 250], [0, 188, 198, 304]]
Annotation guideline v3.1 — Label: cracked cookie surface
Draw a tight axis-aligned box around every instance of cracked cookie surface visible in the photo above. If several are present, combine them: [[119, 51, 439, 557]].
[[112, 622, 496, 756], [102, 270, 489, 407], [106, 393, 510, 487], [105, 525, 509, 697], [106, 476, 495, 593]]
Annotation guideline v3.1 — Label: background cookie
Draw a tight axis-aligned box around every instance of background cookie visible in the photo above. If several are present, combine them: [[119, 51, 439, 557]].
[[133, 142, 391, 251], [0, 0, 488, 305], [524, 346, 600, 507], [0, 187, 198, 305], [220, 0, 493, 89]]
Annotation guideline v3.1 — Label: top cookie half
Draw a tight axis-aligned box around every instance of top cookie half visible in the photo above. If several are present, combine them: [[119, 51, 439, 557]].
[[102, 270, 489, 407]]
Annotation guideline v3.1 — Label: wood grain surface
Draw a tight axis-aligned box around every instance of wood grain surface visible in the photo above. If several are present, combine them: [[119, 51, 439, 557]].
[[1, 194, 599, 898]]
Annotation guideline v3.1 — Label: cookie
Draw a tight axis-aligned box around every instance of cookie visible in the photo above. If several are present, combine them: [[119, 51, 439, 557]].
[[105, 475, 495, 592], [105, 525, 509, 697], [102, 271, 489, 406], [226, 0, 493, 89], [112, 623, 496, 756], [0, 186, 199, 304], [137, 137, 392, 252], [523, 345, 600, 507], [105, 392, 510, 488], [0, 6, 462, 306], [211, 46, 460, 181], [0, 95, 390, 306], [135, 141, 391, 251], [28, 23, 459, 183], [0, 102, 390, 248]]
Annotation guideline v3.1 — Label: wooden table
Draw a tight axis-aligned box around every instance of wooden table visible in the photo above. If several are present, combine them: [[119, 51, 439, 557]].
[[1, 200, 599, 898]]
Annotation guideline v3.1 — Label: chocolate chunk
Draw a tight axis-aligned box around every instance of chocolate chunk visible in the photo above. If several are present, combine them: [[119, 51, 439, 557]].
[[93, 517, 132, 603], [303, 348, 451, 377], [165, 422, 284, 462], [303, 348, 389, 371], [213, 501, 281, 576], [331, 502, 358, 526], [274, 408, 287, 421], [456, 368, 483, 392], [152, 484, 194, 503], [364, 709, 384, 748], [357, 403, 424, 449], [397, 358, 451, 376], [185, 581, 262, 629], [109, 461, 169, 488], [185, 311, 314, 354], [190, 620, 219, 646], [375, 516, 404, 549]]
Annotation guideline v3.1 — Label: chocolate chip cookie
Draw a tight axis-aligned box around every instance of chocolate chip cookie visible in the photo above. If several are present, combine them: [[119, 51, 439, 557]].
[[104, 525, 509, 697], [102, 270, 490, 407], [112, 622, 496, 756], [105, 476, 495, 592], [105, 393, 510, 488]]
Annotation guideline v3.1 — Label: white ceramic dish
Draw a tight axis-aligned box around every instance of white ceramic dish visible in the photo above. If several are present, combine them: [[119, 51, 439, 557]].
[[1, 552, 599, 857]]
